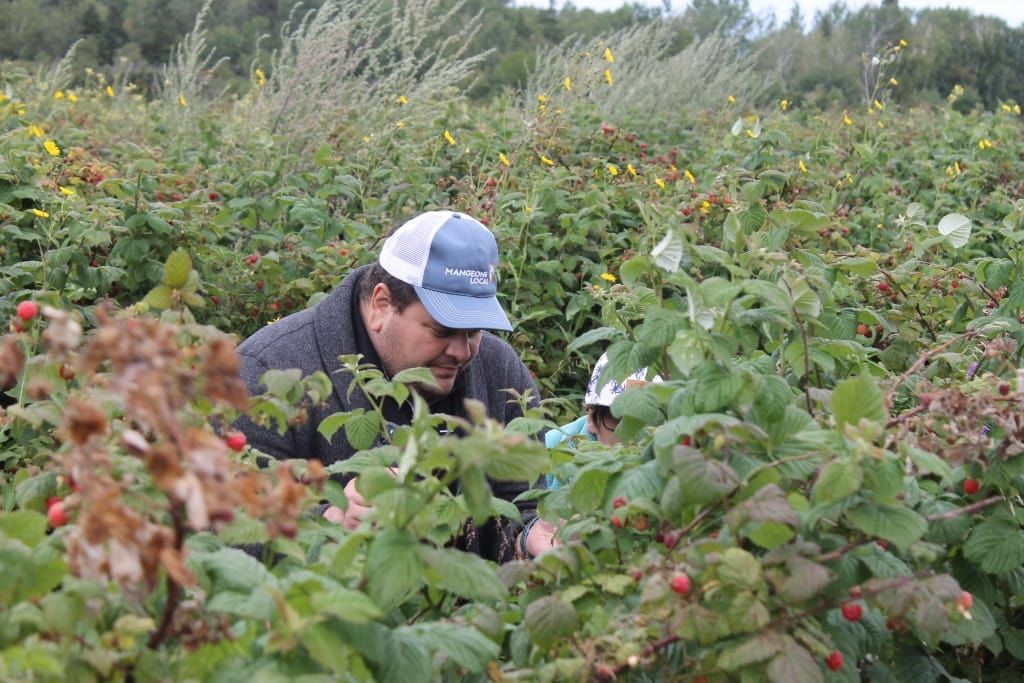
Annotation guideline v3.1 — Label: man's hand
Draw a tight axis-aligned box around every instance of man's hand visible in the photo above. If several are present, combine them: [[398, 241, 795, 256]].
[[322, 468, 399, 530], [524, 518, 559, 557]]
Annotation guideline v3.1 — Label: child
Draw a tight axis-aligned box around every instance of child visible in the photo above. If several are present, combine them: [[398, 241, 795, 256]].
[[545, 352, 659, 489]]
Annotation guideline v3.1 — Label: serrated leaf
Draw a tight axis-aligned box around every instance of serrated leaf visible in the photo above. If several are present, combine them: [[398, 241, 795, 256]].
[[200, 548, 270, 592], [403, 622, 500, 672], [937, 213, 972, 248], [300, 622, 351, 673], [316, 589, 383, 624], [719, 548, 762, 588], [419, 546, 506, 603], [567, 326, 625, 353], [963, 515, 1024, 574], [766, 638, 823, 683], [142, 284, 173, 310], [568, 468, 610, 512], [779, 557, 832, 602], [524, 596, 578, 648], [812, 460, 863, 504], [162, 248, 191, 288], [719, 631, 785, 671], [0, 510, 48, 547], [845, 503, 927, 551], [345, 410, 382, 451], [366, 529, 424, 608], [831, 374, 886, 429], [391, 367, 438, 388], [677, 450, 740, 505]]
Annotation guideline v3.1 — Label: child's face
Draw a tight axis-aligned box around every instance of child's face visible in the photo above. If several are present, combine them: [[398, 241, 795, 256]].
[[587, 407, 621, 446]]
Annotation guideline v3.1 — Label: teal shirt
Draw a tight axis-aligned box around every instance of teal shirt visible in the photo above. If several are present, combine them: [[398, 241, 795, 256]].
[[544, 415, 596, 489]]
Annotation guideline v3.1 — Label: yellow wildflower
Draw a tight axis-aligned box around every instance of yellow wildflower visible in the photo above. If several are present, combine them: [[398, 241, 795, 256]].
[[564, 77, 572, 91], [899, 39, 908, 47], [443, 129, 456, 146], [978, 138, 993, 150], [606, 163, 619, 176], [396, 120, 404, 128], [1002, 103, 1012, 113], [29, 208, 49, 218], [397, 95, 408, 105], [178, 94, 188, 107], [600, 272, 617, 283], [700, 200, 711, 214], [654, 177, 665, 190], [1015, 104, 1022, 115], [889, 78, 898, 86], [946, 162, 962, 177], [626, 163, 637, 177], [43, 139, 60, 156], [0, 94, 7, 103], [540, 155, 554, 166], [799, 160, 808, 174], [362, 135, 370, 144], [874, 99, 884, 110], [604, 69, 613, 86], [106, 85, 114, 97], [878, 121, 884, 128], [27, 124, 44, 138], [604, 47, 614, 63], [843, 113, 853, 126], [255, 68, 266, 87], [780, 99, 789, 111], [499, 152, 510, 167], [68, 92, 78, 103], [745, 129, 755, 138], [727, 95, 736, 105], [538, 93, 548, 104], [59, 186, 74, 196], [53, 90, 64, 100], [684, 169, 696, 184]]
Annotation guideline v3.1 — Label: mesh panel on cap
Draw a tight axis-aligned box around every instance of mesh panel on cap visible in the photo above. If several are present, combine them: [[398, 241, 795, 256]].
[[379, 211, 451, 286]]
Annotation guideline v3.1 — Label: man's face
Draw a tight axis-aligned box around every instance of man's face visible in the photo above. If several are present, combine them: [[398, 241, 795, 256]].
[[365, 284, 482, 396]]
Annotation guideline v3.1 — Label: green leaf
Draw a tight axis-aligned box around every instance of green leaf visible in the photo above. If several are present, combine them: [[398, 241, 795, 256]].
[[718, 548, 762, 588], [937, 213, 972, 248], [611, 386, 662, 424], [568, 468, 610, 512], [315, 589, 383, 624], [318, 412, 349, 441], [567, 326, 626, 353], [845, 503, 927, 551], [785, 277, 821, 319], [366, 529, 424, 608], [402, 622, 500, 672], [300, 622, 352, 674], [812, 460, 863, 505], [200, 548, 270, 592], [524, 596, 579, 648], [963, 515, 1024, 574], [719, 631, 785, 671], [779, 557, 832, 603], [162, 248, 192, 288], [206, 589, 275, 620], [766, 637, 823, 683], [0, 510, 48, 547], [419, 546, 506, 603], [677, 450, 740, 506], [391, 367, 438, 388], [902, 445, 953, 484], [380, 630, 431, 681], [142, 284, 173, 310], [831, 374, 886, 430], [747, 521, 795, 550], [942, 596, 996, 646], [345, 410, 382, 451]]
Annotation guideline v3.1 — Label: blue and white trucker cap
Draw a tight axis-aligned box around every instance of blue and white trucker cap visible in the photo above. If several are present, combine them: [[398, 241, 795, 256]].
[[378, 210, 513, 331], [585, 352, 663, 406]]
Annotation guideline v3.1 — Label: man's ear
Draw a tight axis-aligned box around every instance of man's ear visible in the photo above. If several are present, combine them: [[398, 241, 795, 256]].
[[364, 283, 393, 333]]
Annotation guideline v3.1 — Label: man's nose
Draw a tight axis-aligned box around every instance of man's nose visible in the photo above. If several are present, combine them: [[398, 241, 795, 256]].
[[446, 331, 473, 363]]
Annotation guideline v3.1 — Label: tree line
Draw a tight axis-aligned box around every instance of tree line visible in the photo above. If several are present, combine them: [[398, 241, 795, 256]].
[[2, 0, 1022, 109]]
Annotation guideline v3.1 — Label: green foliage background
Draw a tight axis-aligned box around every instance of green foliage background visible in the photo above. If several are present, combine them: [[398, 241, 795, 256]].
[[3, 1, 1024, 681]]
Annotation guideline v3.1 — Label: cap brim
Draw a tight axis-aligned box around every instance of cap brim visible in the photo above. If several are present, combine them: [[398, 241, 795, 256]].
[[415, 286, 513, 332]]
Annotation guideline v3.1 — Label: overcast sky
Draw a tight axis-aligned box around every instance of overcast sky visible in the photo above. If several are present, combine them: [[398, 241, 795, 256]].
[[511, 0, 1024, 28]]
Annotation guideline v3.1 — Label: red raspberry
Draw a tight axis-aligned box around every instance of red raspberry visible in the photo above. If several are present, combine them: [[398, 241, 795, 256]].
[[225, 432, 247, 452], [670, 574, 691, 596], [841, 602, 863, 622], [826, 651, 843, 671], [16, 300, 38, 321]]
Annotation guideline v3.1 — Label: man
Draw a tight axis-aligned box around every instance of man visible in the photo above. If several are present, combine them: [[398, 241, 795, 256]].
[[234, 210, 549, 560]]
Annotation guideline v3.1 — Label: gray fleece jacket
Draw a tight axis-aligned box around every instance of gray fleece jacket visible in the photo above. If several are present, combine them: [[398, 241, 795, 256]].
[[234, 265, 540, 561]]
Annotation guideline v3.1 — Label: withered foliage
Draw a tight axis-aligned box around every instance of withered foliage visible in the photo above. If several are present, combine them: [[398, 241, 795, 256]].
[[892, 377, 1024, 467], [59, 307, 310, 600], [0, 334, 24, 390]]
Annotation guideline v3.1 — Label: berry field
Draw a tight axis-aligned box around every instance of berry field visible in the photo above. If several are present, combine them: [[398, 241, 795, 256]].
[[3, 13, 1024, 683]]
